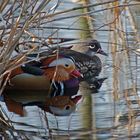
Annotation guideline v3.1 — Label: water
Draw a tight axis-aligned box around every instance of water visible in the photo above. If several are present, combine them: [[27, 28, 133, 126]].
[[0, 0, 140, 139]]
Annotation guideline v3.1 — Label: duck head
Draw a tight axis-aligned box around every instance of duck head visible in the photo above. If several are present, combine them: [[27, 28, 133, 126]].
[[87, 40, 108, 56], [41, 55, 82, 82], [44, 95, 82, 116]]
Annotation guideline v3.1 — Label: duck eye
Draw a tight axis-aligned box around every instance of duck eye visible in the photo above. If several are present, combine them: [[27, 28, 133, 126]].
[[65, 64, 69, 67], [65, 105, 71, 110], [89, 45, 95, 49]]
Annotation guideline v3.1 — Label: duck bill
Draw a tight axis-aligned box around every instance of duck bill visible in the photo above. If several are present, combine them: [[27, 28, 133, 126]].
[[70, 69, 83, 78], [97, 48, 108, 56], [71, 95, 82, 104]]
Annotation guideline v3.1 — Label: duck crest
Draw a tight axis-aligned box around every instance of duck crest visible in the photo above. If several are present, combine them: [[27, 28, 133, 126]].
[[40, 54, 67, 68], [41, 55, 59, 67]]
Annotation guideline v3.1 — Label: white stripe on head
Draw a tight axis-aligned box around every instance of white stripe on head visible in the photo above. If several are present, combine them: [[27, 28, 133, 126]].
[[48, 58, 74, 67]]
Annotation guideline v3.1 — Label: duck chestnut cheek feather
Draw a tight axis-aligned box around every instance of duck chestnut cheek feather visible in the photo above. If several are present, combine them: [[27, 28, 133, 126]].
[[43, 66, 70, 82], [43, 66, 82, 82]]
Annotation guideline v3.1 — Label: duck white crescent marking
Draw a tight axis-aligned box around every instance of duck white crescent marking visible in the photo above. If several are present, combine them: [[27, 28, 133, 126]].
[[48, 58, 74, 67]]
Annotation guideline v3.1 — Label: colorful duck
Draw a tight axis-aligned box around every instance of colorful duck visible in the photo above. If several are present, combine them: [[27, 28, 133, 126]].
[[28, 39, 107, 80], [60, 39, 108, 79], [26, 39, 107, 91], [58, 40, 108, 92], [2, 54, 82, 116]]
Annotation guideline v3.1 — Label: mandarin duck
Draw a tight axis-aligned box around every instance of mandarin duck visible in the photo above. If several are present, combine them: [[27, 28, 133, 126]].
[[59, 39, 107, 81], [8, 54, 81, 82], [27, 40, 107, 80], [2, 55, 82, 116], [26, 40, 107, 91], [60, 39, 108, 92]]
